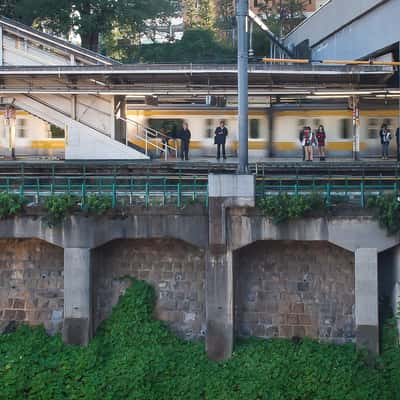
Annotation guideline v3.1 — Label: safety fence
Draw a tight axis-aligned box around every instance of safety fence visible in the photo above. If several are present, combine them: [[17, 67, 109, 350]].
[[256, 176, 400, 207], [0, 176, 208, 208], [1, 174, 400, 209]]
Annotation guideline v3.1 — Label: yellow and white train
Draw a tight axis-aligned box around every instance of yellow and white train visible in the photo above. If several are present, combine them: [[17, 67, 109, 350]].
[[1, 107, 400, 159]]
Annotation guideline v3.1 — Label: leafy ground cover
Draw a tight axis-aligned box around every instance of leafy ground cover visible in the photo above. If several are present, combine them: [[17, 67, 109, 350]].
[[0, 279, 399, 400]]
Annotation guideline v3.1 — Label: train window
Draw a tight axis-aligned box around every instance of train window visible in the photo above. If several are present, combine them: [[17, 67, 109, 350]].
[[369, 118, 378, 126], [249, 119, 260, 139], [16, 119, 27, 138], [148, 119, 183, 137], [206, 119, 213, 138], [50, 125, 65, 138], [298, 119, 307, 127], [368, 129, 378, 139], [340, 119, 352, 139], [313, 119, 321, 128], [383, 118, 393, 128]]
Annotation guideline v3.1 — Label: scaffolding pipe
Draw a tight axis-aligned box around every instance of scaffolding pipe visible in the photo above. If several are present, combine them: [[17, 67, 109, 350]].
[[237, 0, 249, 173]]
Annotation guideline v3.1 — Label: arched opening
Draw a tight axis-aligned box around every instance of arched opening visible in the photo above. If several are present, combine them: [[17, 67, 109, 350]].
[[0, 238, 64, 334], [92, 238, 205, 340], [235, 240, 355, 343]]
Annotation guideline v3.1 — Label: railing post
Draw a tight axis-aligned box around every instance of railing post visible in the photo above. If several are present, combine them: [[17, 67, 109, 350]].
[[360, 181, 365, 208], [177, 182, 182, 207]]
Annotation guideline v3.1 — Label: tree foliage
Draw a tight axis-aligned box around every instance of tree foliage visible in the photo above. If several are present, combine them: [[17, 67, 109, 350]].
[[0, 0, 175, 51], [260, 0, 307, 37]]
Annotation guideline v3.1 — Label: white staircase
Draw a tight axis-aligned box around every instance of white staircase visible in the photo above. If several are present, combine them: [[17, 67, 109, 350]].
[[119, 117, 178, 160]]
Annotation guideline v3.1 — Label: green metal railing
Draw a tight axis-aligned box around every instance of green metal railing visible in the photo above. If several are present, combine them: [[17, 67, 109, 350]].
[[256, 176, 400, 207], [1, 173, 400, 210], [0, 175, 209, 208]]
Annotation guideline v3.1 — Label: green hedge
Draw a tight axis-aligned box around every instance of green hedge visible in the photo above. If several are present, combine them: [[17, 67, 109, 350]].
[[0, 279, 399, 399]]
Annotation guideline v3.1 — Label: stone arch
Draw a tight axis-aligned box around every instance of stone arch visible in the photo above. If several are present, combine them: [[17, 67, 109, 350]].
[[92, 238, 206, 339], [234, 240, 355, 343], [0, 238, 64, 334]]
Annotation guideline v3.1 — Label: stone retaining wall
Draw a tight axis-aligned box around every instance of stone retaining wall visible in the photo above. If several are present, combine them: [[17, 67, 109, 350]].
[[235, 241, 355, 343]]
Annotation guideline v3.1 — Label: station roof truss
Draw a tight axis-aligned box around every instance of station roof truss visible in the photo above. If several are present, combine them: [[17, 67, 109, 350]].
[[0, 63, 394, 98]]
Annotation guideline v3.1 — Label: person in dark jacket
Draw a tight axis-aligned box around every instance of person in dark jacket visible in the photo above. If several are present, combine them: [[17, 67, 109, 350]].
[[179, 122, 191, 160], [299, 128, 305, 161], [316, 125, 327, 161], [379, 123, 391, 160], [214, 120, 228, 160]]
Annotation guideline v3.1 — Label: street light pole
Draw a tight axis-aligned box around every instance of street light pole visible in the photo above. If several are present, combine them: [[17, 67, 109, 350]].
[[237, 0, 249, 173]]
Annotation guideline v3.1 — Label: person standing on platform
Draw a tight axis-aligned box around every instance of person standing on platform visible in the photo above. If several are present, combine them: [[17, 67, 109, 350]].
[[299, 127, 305, 161], [301, 126, 314, 161], [316, 125, 327, 161], [179, 122, 191, 161], [214, 120, 228, 160], [379, 123, 391, 160], [396, 126, 400, 162]]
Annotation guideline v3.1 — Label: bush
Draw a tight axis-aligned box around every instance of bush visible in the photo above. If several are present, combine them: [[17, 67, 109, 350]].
[[0, 192, 24, 218], [0, 279, 399, 399], [258, 194, 327, 224], [44, 195, 77, 227], [84, 194, 112, 216], [367, 195, 400, 235]]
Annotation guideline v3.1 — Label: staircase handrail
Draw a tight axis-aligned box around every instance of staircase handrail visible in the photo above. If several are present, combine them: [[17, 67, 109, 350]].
[[118, 116, 178, 160]]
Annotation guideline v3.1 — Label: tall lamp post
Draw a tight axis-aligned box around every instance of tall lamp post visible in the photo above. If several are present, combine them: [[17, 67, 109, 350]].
[[237, 0, 249, 173]]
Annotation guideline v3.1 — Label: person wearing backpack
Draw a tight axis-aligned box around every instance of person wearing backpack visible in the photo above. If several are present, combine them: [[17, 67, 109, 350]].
[[380, 123, 391, 160], [301, 126, 314, 161]]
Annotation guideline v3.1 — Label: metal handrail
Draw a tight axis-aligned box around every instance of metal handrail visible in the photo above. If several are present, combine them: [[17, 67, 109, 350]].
[[118, 116, 178, 160]]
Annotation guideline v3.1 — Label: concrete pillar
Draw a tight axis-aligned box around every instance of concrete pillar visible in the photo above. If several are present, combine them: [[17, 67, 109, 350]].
[[355, 248, 379, 354], [63, 248, 93, 346], [392, 246, 400, 337], [206, 174, 255, 361]]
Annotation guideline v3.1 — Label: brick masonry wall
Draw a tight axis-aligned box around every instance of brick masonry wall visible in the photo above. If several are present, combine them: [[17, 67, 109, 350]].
[[93, 239, 206, 340], [235, 241, 355, 343], [0, 239, 64, 334]]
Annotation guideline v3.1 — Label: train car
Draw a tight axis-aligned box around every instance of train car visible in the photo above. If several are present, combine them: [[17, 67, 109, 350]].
[[0, 111, 65, 158], [1, 105, 399, 159]]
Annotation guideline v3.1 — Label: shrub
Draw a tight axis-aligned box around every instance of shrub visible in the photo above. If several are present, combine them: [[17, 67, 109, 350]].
[[367, 195, 400, 235], [84, 194, 112, 216], [258, 193, 326, 224], [0, 192, 24, 218], [44, 195, 77, 227]]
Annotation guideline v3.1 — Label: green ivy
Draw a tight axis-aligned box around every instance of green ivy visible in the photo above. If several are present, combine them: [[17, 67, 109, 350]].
[[84, 194, 112, 216], [0, 192, 24, 218], [0, 279, 398, 399], [44, 195, 77, 227], [367, 195, 400, 235], [258, 193, 327, 224]]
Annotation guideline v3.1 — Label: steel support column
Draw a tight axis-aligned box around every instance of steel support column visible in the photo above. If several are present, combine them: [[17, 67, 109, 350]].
[[237, 0, 249, 173], [352, 96, 360, 161]]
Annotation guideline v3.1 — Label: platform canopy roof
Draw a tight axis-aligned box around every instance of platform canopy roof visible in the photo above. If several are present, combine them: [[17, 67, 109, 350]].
[[0, 63, 395, 98]]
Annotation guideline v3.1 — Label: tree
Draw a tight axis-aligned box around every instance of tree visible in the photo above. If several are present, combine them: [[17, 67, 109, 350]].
[[260, 0, 306, 37], [0, 0, 175, 52]]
